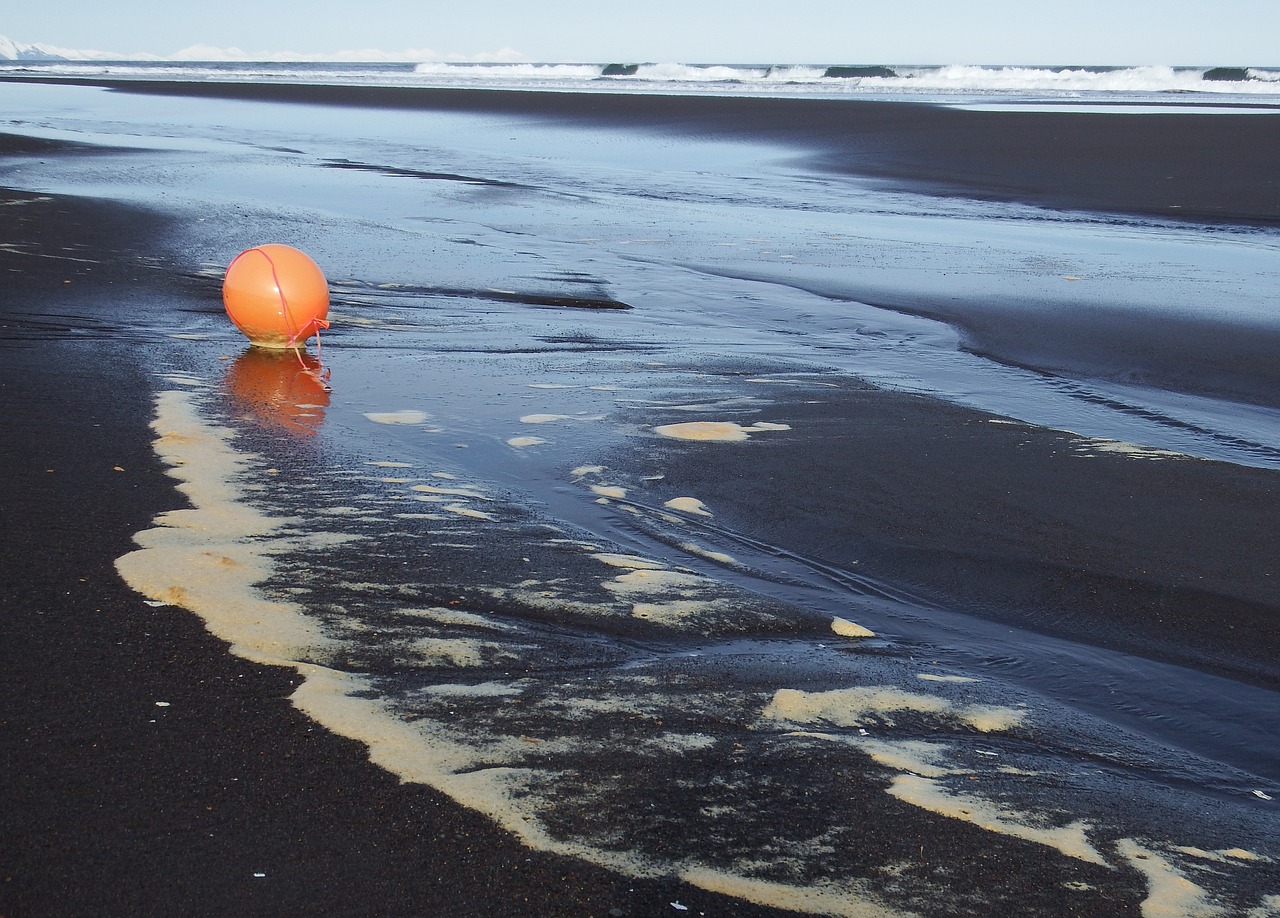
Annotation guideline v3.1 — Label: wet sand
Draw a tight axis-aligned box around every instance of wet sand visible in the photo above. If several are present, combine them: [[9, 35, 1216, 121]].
[[631, 381, 1280, 688], [16, 76, 1280, 224], [2, 86, 1279, 917], [0, 195, 1145, 918], [0, 183, 801, 917]]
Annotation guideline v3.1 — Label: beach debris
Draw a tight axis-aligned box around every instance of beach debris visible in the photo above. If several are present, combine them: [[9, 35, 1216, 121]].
[[1254, 790, 1274, 800], [670, 903, 688, 912], [223, 244, 329, 350], [155, 701, 170, 707]]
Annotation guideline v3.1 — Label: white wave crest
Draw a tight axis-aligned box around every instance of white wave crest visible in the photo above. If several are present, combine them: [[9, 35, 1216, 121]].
[[886, 64, 1201, 93], [762, 65, 831, 81], [6, 56, 1279, 100], [413, 62, 602, 79], [629, 62, 769, 82]]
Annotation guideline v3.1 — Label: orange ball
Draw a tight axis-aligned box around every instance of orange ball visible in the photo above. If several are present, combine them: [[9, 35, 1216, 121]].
[[222, 244, 330, 348]]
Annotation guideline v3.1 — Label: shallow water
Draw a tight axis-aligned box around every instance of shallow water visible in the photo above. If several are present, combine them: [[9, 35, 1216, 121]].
[[5, 79, 1279, 915], [113, 359, 1280, 915], [5, 80, 1277, 462]]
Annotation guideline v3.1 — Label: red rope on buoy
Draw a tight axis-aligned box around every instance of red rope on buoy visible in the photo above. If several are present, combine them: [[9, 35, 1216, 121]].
[[252, 246, 331, 378]]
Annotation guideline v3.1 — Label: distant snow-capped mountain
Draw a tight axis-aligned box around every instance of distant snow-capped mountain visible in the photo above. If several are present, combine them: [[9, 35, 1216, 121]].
[[0, 32, 524, 63], [0, 33, 130, 61]]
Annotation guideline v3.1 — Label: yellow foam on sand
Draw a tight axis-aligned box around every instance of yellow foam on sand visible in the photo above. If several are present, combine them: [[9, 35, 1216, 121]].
[[831, 616, 875, 638], [891, 775, 1106, 865], [364, 409, 429, 425], [1116, 838, 1226, 916], [665, 496, 713, 516], [654, 420, 791, 442], [763, 686, 1025, 734], [115, 390, 333, 667]]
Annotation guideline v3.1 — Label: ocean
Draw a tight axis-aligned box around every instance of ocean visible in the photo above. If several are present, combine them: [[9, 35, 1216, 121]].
[[2, 63, 1278, 916], [5, 58, 1280, 101]]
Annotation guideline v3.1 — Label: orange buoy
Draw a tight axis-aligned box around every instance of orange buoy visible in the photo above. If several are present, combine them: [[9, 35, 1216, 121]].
[[222, 244, 330, 348]]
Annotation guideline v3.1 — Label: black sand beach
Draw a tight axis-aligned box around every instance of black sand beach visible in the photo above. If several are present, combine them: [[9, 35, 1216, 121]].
[[0, 180, 801, 918], [2, 79, 1279, 917]]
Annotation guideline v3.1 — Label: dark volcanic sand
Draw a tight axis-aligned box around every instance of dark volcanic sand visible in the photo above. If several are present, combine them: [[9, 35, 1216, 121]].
[[0, 181, 801, 918], [629, 379, 1280, 688], [2, 88, 1279, 917]]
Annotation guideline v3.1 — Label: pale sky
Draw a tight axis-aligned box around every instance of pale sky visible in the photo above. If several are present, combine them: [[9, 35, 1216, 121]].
[[5, 0, 1279, 65]]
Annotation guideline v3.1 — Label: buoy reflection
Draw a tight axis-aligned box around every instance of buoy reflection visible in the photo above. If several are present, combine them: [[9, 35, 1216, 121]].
[[224, 347, 331, 436]]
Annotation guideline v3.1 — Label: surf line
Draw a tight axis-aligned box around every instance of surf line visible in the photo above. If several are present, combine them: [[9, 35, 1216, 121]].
[[114, 388, 1276, 918], [114, 387, 914, 918], [112, 388, 594, 852]]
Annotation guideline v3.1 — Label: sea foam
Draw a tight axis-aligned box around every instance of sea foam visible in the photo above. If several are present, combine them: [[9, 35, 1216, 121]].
[[5, 58, 1279, 100]]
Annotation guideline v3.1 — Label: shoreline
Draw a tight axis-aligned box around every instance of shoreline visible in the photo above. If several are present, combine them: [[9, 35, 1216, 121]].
[[5, 74, 1280, 225], [621, 379, 1280, 689], [0, 185, 801, 918]]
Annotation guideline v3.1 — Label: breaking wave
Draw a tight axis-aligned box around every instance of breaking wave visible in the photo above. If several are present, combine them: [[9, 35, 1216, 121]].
[[410, 61, 1280, 96], [4, 58, 1279, 100]]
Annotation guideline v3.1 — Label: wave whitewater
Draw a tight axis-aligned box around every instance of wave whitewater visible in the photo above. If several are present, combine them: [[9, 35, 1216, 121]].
[[411, 61, 1280, 93], [4, 58, 1280, 99]]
